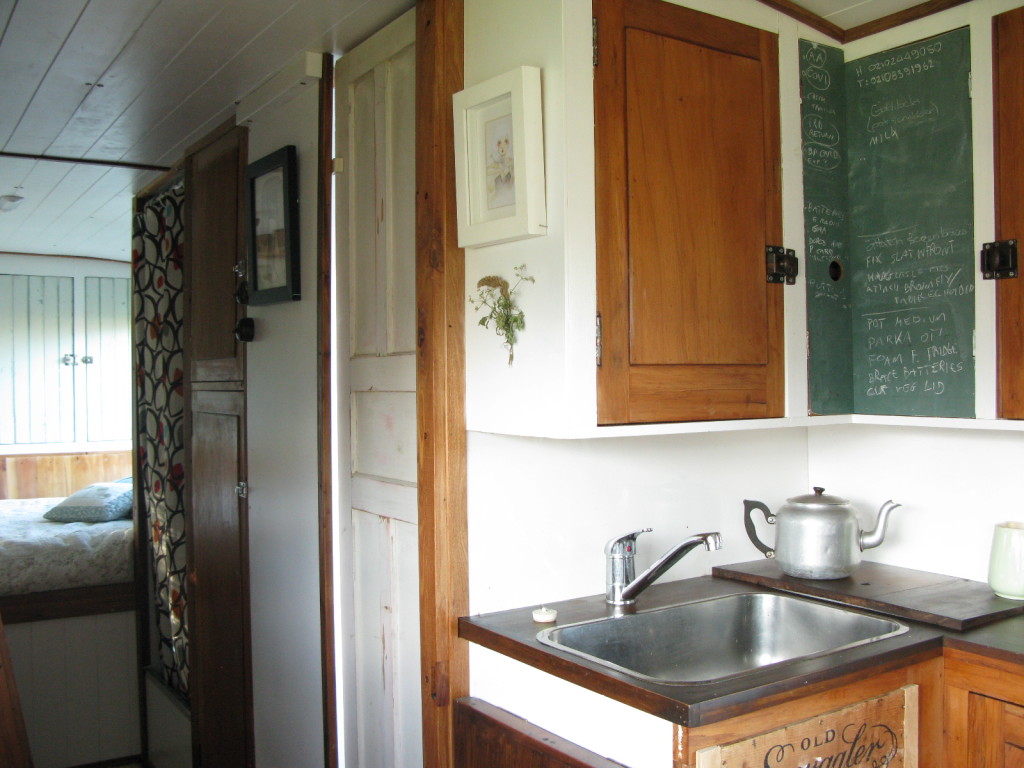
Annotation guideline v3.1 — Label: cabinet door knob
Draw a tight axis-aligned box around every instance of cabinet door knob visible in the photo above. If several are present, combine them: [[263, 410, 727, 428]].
[[233, 317, 255, 342]]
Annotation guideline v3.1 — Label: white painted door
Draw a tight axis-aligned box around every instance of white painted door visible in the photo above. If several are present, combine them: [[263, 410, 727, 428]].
[[335, 10, 420, 768]]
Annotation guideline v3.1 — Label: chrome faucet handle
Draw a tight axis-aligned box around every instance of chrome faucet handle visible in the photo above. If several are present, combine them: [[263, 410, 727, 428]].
[[605, 528, 651, 605], [604, 528, 652, 558]]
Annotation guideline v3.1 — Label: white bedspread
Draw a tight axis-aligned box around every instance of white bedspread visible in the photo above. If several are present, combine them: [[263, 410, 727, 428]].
[[0, 497, 133, 596]]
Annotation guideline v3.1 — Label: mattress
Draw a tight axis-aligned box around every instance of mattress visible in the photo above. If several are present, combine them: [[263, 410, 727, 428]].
[[0, 497, 134, 596]]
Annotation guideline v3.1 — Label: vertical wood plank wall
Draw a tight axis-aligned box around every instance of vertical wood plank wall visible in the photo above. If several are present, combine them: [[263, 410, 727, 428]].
[[0, 451, 133, 499], [5, 612, 140, 768]]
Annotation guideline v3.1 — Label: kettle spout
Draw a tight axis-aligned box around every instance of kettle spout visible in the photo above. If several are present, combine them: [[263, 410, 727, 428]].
[[859, 500, 901, 551]]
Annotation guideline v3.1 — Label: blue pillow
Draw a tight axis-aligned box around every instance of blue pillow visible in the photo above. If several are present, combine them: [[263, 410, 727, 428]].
[[43, 482, 134, 523]]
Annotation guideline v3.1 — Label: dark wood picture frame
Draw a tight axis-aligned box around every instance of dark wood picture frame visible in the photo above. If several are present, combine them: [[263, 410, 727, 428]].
[[245, 145, 300, 304]]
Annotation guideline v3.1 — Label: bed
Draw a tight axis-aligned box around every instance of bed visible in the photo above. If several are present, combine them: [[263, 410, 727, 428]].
[[0, 452, 137, 624], [0, 496, 133, 592], [0, 452, 141, 765]]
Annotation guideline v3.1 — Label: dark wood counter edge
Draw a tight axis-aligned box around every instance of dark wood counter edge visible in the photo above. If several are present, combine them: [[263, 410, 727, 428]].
[[458, 576, 948, 728]]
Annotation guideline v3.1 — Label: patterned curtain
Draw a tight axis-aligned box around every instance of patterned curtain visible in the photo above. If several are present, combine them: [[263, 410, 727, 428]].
[[132, 185, 189, 700]]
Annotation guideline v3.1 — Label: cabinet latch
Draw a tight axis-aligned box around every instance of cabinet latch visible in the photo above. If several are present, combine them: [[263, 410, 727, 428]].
[[981, 240, 1018, 279], [235, 482, 248, 499], [766, 246, 799, 285]]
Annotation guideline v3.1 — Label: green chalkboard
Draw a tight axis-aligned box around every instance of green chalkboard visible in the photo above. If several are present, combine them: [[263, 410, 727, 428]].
[[847, 28, 974, 417], [803, 29, 975, 418], [802, 40, 852, 415]]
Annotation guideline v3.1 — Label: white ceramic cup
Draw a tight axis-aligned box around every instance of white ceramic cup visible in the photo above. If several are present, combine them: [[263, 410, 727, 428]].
[[989, 521, 1024, 600]]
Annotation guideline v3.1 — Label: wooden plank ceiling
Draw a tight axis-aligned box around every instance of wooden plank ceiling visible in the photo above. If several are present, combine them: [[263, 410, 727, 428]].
[[0, 0, 940, 261], [0, 0, 412, 261]]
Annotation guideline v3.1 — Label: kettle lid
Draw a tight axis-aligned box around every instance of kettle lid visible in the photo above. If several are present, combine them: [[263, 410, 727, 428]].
[[787, 486, 849, 505]]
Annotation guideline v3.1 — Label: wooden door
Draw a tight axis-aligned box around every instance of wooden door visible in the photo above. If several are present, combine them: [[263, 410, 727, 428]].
[[967, 694, 1024, 767], [188, 389, 252, 768], [336, 10, 421, 767], [995, 5, 1024, 418], [186, 122, 248, 384], [594, 0, 783, 424]]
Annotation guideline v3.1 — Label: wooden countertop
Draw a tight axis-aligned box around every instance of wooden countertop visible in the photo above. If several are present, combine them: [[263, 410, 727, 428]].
[[459, 575, 950, 728]]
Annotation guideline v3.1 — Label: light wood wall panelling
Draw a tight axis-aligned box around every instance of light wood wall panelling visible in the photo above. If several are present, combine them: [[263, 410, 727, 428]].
[[0, 450, 133, 499]]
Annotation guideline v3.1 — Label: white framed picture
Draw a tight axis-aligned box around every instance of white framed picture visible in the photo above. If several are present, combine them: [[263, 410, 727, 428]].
[[452, 65, 546, 248]]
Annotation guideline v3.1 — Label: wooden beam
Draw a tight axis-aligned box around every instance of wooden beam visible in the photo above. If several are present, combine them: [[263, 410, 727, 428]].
[[843, 0, 973, 42], [316, 51, 339, 768], [416, 1, 468, 766], [756, 0, 844, 41]]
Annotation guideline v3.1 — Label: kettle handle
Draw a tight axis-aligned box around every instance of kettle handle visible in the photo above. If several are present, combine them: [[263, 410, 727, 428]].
[[743, 499, 776, 559]]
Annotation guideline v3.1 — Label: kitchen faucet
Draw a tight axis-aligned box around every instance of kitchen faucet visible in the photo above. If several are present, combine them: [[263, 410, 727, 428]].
[[605, 529, 722, 606]]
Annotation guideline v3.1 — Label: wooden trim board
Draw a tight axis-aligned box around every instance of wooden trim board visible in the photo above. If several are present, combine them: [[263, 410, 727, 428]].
[[315, 50, 338, 768], [416, 1, 469, 766]]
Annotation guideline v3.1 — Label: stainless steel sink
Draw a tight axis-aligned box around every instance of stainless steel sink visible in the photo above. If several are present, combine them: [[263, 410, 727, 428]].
[[536, 592, 907, 685]]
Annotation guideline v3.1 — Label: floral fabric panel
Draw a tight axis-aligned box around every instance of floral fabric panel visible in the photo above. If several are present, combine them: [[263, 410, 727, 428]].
[[132, 185, 189, 699]]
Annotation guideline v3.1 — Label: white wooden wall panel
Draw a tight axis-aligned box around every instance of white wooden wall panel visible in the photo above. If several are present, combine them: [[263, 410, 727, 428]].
[[351, 390, 417, 484], [351, 509, 420, 768], [391, 515, 422, 768], [84, 276, 131, 442], [336, 9, 420, 767], [384, 42, 417, 356], [0, 274, 14, 444], [6, 612, 140, 768], [350, 69, 380, 357], [1, 274, 76, 444]]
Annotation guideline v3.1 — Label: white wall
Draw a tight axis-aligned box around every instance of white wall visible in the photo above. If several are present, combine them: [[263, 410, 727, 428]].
[[464, 1, 1024, 766], [244, 82, 325, 768]]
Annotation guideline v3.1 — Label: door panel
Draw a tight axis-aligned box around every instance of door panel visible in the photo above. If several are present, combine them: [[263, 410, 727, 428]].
[[626, 29, 767, 366], [188, 389, 252, 768], [595, 0, 783, 424], [84, 276, 131, 441], [336, 8, 420, 766], [186, 125, 247, 384]]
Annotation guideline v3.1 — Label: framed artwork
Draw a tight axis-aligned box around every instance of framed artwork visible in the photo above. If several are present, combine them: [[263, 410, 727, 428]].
[[244, 145, 300, 304], [452, 66, 546, 249]]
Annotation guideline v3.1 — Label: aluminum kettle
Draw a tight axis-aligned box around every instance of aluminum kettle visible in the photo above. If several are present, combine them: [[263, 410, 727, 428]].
[[743, 487, 901, 580]]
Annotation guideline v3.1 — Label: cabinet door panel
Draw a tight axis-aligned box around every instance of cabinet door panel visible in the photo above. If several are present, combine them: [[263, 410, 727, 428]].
[[186, 125, 247, 384], [995, 6, 1024, 417], [595, 0, 783, 424], [626, 29, 767, 366], [188, 390, 252, 767]]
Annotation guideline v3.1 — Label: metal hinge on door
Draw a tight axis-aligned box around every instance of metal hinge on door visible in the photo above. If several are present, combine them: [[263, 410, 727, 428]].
[[592, 18, 598, 68], [235, 482, 248, 499], [596, 313, 603, 367], [766, 246, 799, 285]]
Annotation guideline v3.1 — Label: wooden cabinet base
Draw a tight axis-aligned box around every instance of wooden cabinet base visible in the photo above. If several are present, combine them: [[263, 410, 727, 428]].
[[945, 647, 1024, 767], [675, 658, 942, 768]]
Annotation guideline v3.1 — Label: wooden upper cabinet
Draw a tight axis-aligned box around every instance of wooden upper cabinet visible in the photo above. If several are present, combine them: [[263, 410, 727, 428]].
[[595, 0, 784, 424], [185, 122, 248, 385], [995, 6, 1024, 418]]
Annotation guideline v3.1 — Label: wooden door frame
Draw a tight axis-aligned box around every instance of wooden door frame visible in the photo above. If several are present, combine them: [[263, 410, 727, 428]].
[[415, 1, 469, 766]]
